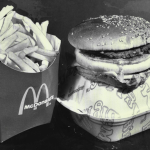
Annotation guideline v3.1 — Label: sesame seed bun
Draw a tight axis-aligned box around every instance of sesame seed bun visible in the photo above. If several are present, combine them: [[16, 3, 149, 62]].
[[68, 15, 150, 51]]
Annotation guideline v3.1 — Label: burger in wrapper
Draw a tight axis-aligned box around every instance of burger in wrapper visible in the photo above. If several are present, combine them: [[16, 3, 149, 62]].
[[58, 15, 150, 142], [68, 15, 150, 93]]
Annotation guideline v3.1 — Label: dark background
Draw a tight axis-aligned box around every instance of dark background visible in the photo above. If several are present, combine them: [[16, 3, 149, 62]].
[[1, 0, 150, 149]]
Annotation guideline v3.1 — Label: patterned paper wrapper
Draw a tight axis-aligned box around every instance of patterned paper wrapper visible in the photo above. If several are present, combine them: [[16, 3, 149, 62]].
[[57, 69, 150, 142]]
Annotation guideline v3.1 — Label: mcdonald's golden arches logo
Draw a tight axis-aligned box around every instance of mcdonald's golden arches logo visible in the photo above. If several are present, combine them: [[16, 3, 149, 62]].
[[18, 83, 54, 115]]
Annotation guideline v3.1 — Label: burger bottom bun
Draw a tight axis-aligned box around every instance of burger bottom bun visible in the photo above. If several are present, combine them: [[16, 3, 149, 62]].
[[76, 66, 149, 93], [75, 49, 150, 75]]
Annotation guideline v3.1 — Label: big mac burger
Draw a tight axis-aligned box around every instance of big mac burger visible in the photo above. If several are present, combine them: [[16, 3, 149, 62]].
[[68, 15, 150, 92]]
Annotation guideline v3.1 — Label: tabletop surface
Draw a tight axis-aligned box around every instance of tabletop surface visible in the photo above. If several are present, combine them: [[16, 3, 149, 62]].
[[0, 102, 149, 150], [1, 0, 150, 149], [0, 102, 150, 150]]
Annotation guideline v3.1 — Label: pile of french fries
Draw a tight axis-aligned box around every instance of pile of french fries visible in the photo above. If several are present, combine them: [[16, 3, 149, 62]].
[[0, 5, 60, 73]]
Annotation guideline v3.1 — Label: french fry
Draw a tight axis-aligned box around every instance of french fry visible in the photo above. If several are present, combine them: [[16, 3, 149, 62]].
[[8, 21, 13, 29], [35, 22, 51, 76], [7, 63, 21, 71], [0, 53, 6, 61], [16, 32, 29, 41], [28, 36, 36, 46], [15, 37, 25, 43], [47, 34, 60, 51], [16, 31, 35, 46], [23, 57, 40, 72], [0, 18, 4, 31], [18, 24, 36, 45], [36, 22, 42, 30], [33, 33, 36, 41], [39, 60, 49, 71], [13, 12, 30, 33], [0, 48, 6, 54], [40, 20, 51, 70], [0, 5, 14, 20], [35, 22, 44, 48], [28, 52, 55, 62], [6, 63, 21, 71], [18, 46, 38, 59], [35, 23, 43, 49], [18, 24, 28, 34], [36, 48, 58, 57], [0, 33, 18, 51], [0, 11, 15, 35], [6, 38, 30, 53], [23, 17, 53, 50], [13, 11, 24, 20], [8, 52, 36, 73], [9, 41, 20, 47], [0, 53, 21, 71], [41, 21, 49, 36], [35, 63, 39, 67], [22, 20, 30, 32], [0, 24, 20, 42], [4, 53, 8, 65]]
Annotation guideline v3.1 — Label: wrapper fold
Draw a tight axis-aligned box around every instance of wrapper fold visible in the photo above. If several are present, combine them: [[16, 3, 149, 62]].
[[58, 68, 150, 122]]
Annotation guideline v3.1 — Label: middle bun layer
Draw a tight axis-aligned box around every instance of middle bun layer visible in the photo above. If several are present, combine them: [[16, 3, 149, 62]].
[[75, 49, 150, 75]]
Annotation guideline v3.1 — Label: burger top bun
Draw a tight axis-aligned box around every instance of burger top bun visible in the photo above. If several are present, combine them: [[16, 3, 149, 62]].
[[68, 15, 150, 51]]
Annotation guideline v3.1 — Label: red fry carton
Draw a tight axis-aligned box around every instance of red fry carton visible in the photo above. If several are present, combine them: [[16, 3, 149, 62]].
[[0, 43, 60, 142]]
